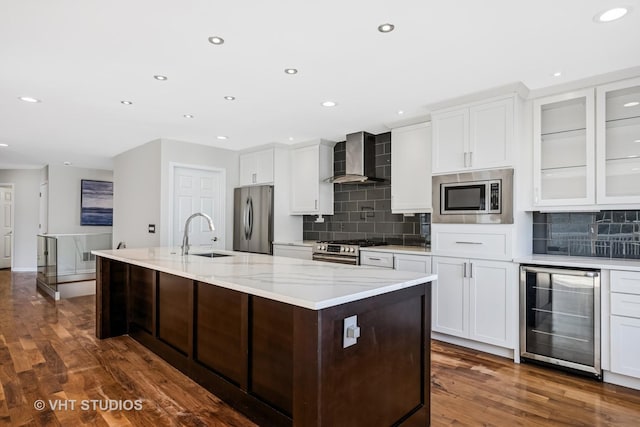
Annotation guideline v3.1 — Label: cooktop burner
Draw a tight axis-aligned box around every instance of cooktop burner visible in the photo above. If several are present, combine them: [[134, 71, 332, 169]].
[[318, 240, 388, 247]]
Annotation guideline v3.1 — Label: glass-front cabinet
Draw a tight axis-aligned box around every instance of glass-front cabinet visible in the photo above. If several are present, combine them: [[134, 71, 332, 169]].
[[597, 77, 640, 205], [533, 89, 595, 207]]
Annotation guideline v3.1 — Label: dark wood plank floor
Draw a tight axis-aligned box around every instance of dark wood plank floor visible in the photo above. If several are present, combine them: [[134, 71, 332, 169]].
[[1, 270, 639, 426]]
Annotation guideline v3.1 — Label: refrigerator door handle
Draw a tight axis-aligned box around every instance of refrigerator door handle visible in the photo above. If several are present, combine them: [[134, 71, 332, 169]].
[[244, 198, 250, 239], [248, 197, 254, 239]]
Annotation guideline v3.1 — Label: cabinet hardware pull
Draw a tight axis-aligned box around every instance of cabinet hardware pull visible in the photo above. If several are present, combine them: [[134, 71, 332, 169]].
[[463, 262, 467, 278], [455, 241, 483, 245], [464, 152, 468, 168], [469, 151, 473, 167], [368, 257, 381, 261], [315, 199, 318, 210], [469, 262, 473, 278]]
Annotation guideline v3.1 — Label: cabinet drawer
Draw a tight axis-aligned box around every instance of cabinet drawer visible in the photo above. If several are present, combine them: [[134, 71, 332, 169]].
[[611, 270, 640, 295], [394, 254, 432, 274], [273, 245, 312, 260], [611, 293, 640, 318], [433, 229, 510, 259], [360, 251, 394, 268]]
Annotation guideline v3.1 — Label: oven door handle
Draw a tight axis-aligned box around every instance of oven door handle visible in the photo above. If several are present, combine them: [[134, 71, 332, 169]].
[[313, 254, 358, 265]]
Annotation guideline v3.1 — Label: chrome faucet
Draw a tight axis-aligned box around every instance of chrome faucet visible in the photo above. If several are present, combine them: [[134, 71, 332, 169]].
[[181, 212, 215, 255]]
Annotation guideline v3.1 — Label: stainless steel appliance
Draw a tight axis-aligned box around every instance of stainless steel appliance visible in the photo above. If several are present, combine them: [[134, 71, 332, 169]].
[[312, 240, 388, 265], [233, 185, 273, 255], [326, 131, 384, 184], [520, 265, 601, 379], [432, 168, 513, 224]]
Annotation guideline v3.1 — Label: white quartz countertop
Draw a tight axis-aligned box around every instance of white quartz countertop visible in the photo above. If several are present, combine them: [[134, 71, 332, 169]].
[[515, 254, 640, 272], [92, 247, 436, 310]]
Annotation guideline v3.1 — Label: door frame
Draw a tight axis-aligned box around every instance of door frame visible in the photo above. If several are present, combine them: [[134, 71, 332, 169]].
[[0, 183, 15, 270], [167, 163, 227, 248]]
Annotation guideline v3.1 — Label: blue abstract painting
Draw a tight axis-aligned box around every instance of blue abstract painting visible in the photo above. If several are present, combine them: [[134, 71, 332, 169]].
[[81, 180, 113, 226]]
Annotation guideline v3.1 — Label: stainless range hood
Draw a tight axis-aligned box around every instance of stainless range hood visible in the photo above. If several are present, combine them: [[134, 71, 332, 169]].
[[326, 131, 384, 184]]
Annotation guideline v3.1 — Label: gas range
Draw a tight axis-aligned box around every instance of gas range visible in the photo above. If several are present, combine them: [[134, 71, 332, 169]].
[[312, 240, 388, 265]]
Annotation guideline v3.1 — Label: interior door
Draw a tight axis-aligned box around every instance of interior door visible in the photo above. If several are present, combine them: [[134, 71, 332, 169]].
[[39, 182, 48, 234], [173, 167, 224, 250], [0, 187, 13, 269]]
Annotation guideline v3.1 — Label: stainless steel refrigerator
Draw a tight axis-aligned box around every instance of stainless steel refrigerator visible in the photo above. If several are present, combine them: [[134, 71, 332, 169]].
[[233, 185, 273, 254]]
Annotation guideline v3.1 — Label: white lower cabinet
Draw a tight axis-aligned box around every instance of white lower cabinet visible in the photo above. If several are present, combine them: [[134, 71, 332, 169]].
[[432, 256, 514, 348], [611, 316, 640, 378], [610, 270, 640, 379], [360, 250, 394, 268], [272, 244, 312, 260], [394, 253, 431, 273]]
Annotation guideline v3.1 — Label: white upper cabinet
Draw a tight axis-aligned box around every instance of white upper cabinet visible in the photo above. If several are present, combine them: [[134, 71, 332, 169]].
[[391, 122, 432, 213], [432, 96, 514, 174], [533, 89, 596, 207], [239, 148, 274, 186], [596, 77, 640, 205], [531, 77, 640, 209], [290, 140, 335, 215], [432, 109, 468, 173]]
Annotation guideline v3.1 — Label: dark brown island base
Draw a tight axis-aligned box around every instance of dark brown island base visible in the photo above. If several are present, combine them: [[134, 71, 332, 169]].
[[94, 248, 434, 426]]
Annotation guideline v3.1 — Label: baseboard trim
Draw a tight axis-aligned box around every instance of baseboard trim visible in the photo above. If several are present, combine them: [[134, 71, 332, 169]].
[[11, 268, 37, 272]]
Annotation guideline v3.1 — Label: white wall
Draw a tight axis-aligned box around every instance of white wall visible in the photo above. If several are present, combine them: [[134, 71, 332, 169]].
[[0, 169, 41, 270], [47, 164, 113, 234], [112, 140, 162, 248], [159, 138, 239, 250]]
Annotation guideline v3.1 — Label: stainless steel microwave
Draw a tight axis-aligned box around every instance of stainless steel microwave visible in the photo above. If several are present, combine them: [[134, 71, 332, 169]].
[[432, 168, 513, 224]]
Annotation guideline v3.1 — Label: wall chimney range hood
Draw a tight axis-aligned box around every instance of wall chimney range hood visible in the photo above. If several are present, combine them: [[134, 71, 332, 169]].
[[326, 131, 384, 184]]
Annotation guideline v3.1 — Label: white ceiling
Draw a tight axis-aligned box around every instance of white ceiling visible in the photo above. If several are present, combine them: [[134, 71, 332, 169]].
[[1, 0, 639, 170]]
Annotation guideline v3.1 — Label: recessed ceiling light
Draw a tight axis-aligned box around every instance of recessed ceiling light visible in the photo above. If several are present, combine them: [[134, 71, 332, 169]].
[[284, 68, 298, 75], [288, 137, 294, 141], [153, 75, 168, 81], [552, 71, 562, 77], [378, 23, 395, 33], [397, 110, 404, 115], [121, 100, 133, 105], [0, 143, 8, 147], [624, 101, 639, 107], [224, 96, 236, 101], [19, 96, 41, 103], [63, 161, 72, 166], [217, 135, 228, 140], [321, 101, 337, 107], [594, 7, 629, 23], [208, 36, 225, 45], [183, 114, 194, 118], [635, 139, 640, 143]]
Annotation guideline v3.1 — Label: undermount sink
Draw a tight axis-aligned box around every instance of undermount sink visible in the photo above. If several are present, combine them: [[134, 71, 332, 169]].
[[191, 252, 231, 258]]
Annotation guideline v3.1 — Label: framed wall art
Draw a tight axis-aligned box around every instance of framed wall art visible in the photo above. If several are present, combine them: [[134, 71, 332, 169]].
[[80, 179, 113, 226]]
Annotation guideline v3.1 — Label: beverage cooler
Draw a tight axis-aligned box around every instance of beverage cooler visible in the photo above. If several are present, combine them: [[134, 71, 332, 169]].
[[520, 265, 601, 379]]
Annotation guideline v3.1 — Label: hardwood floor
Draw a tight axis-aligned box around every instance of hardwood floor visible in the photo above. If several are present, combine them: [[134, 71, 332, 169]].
[[1, 270, 639, 426]]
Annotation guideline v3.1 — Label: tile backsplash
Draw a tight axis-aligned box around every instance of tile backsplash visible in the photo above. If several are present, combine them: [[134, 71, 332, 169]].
[[533, 211, 640, 259], [302, 132, 431, 246]]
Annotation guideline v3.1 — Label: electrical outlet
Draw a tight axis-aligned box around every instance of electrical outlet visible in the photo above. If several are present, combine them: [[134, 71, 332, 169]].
[[148, 224, 156, 233], [343, 315, 360, 348]]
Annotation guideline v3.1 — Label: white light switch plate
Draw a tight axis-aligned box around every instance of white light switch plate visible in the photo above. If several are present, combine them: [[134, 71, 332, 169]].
[[343, 314, 360, 348]]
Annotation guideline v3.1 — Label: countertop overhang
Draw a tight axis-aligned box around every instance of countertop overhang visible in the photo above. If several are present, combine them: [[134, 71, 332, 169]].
[[92, 247, 436, 310]]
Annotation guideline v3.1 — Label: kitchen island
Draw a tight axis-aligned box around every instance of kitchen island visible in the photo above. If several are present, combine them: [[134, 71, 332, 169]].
[[93, 247, 435, 426]]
